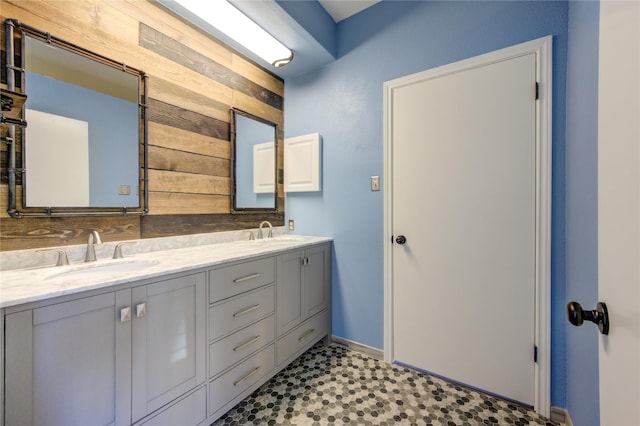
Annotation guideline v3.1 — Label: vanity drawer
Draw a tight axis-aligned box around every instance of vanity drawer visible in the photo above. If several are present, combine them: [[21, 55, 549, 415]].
[[209, 257, 275, 303], [209, 285, 275, 341], [209, 345, 275, 416], [209, 314, 275, 378], [277, 310, 329, 366]]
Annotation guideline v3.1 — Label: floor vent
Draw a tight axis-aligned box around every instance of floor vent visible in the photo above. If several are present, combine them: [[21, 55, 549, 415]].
[[550, 406, 573, 425]]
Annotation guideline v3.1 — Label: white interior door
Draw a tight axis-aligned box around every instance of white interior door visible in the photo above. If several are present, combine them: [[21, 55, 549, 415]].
[[598, 2, 640, 425], [385, 38, 552, 409]]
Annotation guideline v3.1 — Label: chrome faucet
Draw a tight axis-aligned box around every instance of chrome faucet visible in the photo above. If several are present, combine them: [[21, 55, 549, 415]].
[[113, 241, 135, 259], [37, 248, 69, 266], [84, 230, 102, 262], [258, 221, 273, 239]]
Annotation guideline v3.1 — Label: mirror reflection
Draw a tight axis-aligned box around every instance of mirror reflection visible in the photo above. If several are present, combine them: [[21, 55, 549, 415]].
[[22, 33, 142, 209], [231, 108, 277, 212]]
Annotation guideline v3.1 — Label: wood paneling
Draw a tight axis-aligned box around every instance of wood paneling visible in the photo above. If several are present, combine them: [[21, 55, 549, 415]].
[[0, 0, 285, 251], [147, 98, 230, 141], [141, 212, 284, 238], [147, 193, 230, 216], [139, 23, 284, 110], [149, 77, 230, 123], [148, 147, 229, 177], [148, 170, 229, 195], [148, 122, 230, 159], [0, 216, 140, 251], [107, 0, 235, 70]]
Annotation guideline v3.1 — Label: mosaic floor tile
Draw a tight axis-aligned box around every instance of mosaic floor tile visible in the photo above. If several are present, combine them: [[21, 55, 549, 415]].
[[214, 343, 558, 425]]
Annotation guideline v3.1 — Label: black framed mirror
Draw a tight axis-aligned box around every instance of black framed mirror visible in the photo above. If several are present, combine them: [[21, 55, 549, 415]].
[[230, 108, 278, 213], [2, 19, 147, 218]]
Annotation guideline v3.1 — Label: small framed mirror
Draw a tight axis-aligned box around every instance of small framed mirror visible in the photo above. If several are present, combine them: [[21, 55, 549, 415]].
[[230, 108, 278, 213]]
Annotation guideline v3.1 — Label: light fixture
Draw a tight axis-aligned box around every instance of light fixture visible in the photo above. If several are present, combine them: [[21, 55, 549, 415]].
[[174, 0, 293, 68]]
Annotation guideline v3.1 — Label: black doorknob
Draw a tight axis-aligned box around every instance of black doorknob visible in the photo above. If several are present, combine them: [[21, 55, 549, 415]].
[[567, 301, 610, 335], [395, 235, 407, 245]]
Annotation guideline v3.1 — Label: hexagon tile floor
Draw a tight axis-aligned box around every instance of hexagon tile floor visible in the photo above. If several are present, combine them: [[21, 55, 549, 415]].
[[213, 343, 559, 425]]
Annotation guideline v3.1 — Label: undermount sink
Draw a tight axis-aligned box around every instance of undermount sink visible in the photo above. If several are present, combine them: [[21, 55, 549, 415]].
[[46, 259, 159, 281]]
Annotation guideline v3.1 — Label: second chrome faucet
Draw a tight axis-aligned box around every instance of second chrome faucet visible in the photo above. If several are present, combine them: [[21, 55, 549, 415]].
[[84, 230, 102, 262], [258, 221, 273, 239]]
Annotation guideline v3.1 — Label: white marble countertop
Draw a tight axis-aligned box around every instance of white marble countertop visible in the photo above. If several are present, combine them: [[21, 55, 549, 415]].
[[0, 235, 331, 309]]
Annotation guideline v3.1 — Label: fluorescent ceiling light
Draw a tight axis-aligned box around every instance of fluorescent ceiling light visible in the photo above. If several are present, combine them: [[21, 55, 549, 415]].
[[174, 0, 293, 67]]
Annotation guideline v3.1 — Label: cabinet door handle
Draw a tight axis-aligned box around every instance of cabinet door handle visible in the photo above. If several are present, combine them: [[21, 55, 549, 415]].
[[233, 366, 261, 386], [120, 307, 131, 323], [233, 304, 260, 318], [233, 335, 261, 352], [233, 273, 261, 283], [297, 328, 315, 342], [136, 303, 146, 318], [301, 257, 311, 266]]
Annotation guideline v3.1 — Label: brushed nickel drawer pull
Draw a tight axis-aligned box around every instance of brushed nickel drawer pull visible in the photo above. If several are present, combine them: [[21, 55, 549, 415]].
[[233, 273, 261, 284], [298, 328, 315, 342], [233, 335, 261, 352], [233, 366, 261, 386], [233, 304, 260, 318]]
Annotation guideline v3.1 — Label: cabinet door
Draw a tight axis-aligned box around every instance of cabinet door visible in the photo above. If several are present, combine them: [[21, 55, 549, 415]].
[[276, 250, 304, 336], [4, 291, 132, 426], [303, 244, 330, 319], [131, 272, 206, 422]]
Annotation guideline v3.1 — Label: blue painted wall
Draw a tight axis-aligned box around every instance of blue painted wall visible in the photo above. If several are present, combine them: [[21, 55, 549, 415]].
[[276, 0, 337, 57], [284, 0, 570, 408], [565, 2, 599, 425]]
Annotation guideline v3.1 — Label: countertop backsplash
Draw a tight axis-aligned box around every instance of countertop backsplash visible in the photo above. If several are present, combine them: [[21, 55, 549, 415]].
[[0, 226, 286, 271]]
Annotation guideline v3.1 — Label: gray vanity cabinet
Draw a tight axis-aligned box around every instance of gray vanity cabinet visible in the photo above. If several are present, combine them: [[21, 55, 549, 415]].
[[276, 243, 331, 337], [131, 273, 206, 424], [4, 291, 132, 426], [276, 243, 331, 366], [3, 272, 206, 426], [2, 238, 332, 426]]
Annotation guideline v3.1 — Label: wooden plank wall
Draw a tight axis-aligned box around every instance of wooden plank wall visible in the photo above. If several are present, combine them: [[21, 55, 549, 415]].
[[0, 0, 284, 251]]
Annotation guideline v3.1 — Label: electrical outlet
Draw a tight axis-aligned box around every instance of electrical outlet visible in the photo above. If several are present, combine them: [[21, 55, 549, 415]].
[[371, 176, 380, 191], [288, 219, 295, 231], [119, 185, 131, 195]]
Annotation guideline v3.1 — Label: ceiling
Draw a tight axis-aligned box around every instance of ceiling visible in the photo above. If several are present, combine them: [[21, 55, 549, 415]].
[[317, 0, 381, 23]]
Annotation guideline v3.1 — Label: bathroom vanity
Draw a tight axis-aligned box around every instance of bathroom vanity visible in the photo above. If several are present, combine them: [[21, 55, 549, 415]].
[[0, 235, 331, 425]]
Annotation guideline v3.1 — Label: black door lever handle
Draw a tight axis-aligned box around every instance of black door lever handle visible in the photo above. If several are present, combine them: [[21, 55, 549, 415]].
[[395, 235, 407, 245], [567, 301, 610, 335]]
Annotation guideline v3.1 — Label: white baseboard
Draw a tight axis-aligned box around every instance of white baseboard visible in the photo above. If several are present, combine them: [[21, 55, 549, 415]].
[[330, 335, 384, 360], [550, 406, 573, 426]]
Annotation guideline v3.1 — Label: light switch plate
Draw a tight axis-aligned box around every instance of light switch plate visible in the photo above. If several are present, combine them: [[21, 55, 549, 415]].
[[371, 176, 380, 191], [119, 185, 131, 195]]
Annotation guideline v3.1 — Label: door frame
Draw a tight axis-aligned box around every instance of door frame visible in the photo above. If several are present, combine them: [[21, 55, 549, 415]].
[[382, 36, 553, 416]]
